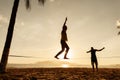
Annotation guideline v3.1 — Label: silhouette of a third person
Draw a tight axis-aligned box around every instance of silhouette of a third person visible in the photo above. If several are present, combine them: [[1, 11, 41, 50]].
[[55, 17, 70, 59], [87, 47, 105, 72]]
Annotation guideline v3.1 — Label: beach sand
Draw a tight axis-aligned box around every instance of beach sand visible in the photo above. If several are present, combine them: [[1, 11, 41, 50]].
[[0, 68, 120, 80]]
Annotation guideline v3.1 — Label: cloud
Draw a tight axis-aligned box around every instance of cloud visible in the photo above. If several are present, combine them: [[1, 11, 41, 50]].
[[0, 14, 9, 24], [21, 22, 25, 26], [0, 14, 25, 27], [117, 20, 120, 28], [49, 0, 55, 2]]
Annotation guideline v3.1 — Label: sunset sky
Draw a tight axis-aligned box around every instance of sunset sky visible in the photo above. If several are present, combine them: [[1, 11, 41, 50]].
[[0, 0, 120, 65]]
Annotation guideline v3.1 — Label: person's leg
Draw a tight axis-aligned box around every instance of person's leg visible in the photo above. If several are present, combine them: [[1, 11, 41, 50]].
[[91, 62, 95, 72], [55, 49, 64, 59], [64, 42, 69, 59], [55, 40, 65, 59], [95, 61, 98, 72]]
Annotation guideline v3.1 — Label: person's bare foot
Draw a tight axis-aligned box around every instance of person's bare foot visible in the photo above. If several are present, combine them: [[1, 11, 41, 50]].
[[55, 56, 59, 59], [64, 57, 69, 59]]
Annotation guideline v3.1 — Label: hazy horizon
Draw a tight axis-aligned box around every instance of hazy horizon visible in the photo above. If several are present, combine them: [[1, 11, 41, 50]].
[[0, 0, 120, 65]]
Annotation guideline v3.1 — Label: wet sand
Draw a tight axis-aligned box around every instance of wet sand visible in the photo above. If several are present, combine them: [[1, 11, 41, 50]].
[[0, 68, 120, 80]]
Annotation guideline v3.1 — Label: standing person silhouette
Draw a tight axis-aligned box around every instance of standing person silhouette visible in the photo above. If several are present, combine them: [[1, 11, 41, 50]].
[[55, 17, 70, 59], [86, 47, 105, 72]]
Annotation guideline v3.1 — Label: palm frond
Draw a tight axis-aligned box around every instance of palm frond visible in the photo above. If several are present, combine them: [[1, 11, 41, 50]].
[[38, 0, 46, 6], [118, 31, 120, 35], [117, 26, 120, 29], [25, 0, 45, 10], [25, 0, 31, 10]]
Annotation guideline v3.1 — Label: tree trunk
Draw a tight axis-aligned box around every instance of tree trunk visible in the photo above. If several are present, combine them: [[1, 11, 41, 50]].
[[0, 0, 19, 73]]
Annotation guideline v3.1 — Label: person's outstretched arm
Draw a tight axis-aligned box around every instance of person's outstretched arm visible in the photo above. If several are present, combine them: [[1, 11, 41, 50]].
[[96, 47, 105, 51], [63, 17, 67, 25], [86, 50, 91, 53]]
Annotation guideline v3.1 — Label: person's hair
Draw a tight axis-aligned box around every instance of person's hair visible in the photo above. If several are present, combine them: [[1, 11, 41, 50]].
[[91, 47, 94, 50]]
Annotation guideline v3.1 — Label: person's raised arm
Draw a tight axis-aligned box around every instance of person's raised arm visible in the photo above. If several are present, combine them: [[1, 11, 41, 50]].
[[96, 47, 105, 51], [63, 17, 67, 25]]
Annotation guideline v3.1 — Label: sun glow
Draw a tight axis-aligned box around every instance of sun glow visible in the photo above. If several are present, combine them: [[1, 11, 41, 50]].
[[62, 64, 69, 68]]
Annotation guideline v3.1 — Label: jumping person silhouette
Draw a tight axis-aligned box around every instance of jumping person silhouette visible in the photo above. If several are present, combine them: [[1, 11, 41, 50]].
[[55, 17, 70, 59], [86, 47, 105, 72]]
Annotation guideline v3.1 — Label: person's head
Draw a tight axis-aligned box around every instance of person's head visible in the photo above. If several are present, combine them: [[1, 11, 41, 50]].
[[91, 47, 94, 50]]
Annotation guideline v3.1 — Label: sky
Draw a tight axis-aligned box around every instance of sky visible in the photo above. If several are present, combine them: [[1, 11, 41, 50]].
[[0, 0, 120, 65]]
